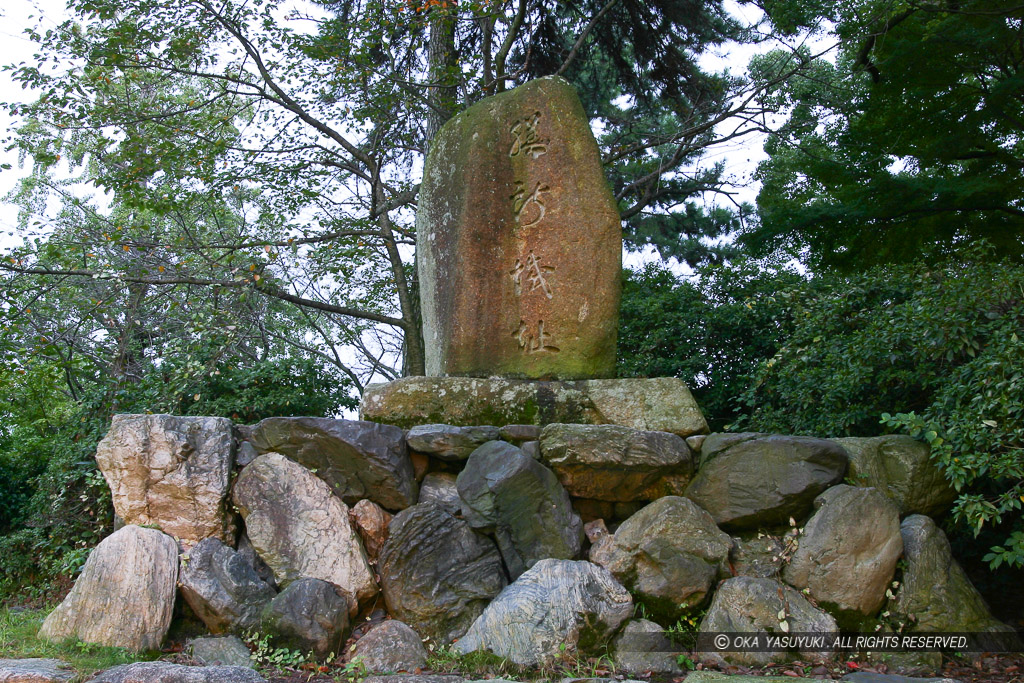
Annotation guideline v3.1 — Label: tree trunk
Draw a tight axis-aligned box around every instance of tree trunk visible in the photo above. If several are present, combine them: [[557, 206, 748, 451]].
[[424, 8, 459, 153]]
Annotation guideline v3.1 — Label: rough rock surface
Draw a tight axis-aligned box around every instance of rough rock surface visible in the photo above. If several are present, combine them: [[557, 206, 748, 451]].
[[729, 533, 789, 579], [457, 441, 582, 578], [360, 377, 708, 437], [841, 673, 959, 683], [783, 485, 902, 625], [0, 659, 74, 682], [95, 414, 235, 544], [89, 663, 266, 683], [685, 434, 847, 529], [499, 425, 541, 444], [417, 473, 461, 513], [243, 417, 415, 510], [406, 425, 499, 461], [260, 578, 351, 659], [590, 496, 732, 620], [611, 619, 683, 675], [894, 515, 1010, 632], [833, 436, 956, 516], [698, 576, 838, 666], [349, 620, 429, 673], [39, 525, 178, 651], [237, 534, 276, 589], [418, 76, 621, 379], [190, 636, 254, 668], [455, 559, 633, 666], [539, 424, 693, 502], [378, 503, 507, 644], [179, 537, 277, 634], [231, 453, 377, 614], [350, 499, 392, 564], [364, 677, 465, 683]]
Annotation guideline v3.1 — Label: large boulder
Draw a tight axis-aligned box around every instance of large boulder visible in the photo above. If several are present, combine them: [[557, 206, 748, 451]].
[[231, 453, 377, 614], [378, 503, 507, 644], [179, 537, 277, 634], [783, 485, 903, 627], [406, 425, 499, 461], [260, 578, 351, 659], [39, 526, 178, 651], [417, 76, 621, 379], [457, 441, 582, 578], [833, 436, 956, 516], [349, 621, 429, 673], [539, 424, 694, 502], [95, 414, 235, 544], [455, 559, 633, 666], [360, 377, 708, 437], [611, 619, 684, 675], [0, 659, 74, 682], [590, 496, 732, 621], [698, 576, 838, 666], [684, 434, 848, 530], [894, 515, 1010, 633], [89, 663, 266, 683], [242, 417, 415, 510]]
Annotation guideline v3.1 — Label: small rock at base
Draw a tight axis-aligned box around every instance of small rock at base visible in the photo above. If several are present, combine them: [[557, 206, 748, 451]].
[[842, 673, 962, 683], [406, 425, 499, 461], [88, 662, 266, 683], [349, 620, 428, 673], [260, 578, 351, 660], [189, 635, 254, 668], [0, 658, 74, 682]]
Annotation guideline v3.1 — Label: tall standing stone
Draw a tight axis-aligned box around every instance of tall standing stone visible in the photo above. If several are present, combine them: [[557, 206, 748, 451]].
[[417, 76, 621, 379]]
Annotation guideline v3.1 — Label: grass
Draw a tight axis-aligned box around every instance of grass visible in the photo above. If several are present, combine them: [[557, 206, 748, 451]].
[[0, 606, 152, 682]]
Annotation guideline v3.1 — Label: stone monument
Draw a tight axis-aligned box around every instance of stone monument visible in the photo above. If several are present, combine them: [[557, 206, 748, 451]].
[[362, 76, 707, 434], [417, 76, 621, 380]]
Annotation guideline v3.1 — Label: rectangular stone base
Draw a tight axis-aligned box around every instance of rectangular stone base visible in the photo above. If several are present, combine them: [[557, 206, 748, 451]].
[[358, 377, 708, 437]]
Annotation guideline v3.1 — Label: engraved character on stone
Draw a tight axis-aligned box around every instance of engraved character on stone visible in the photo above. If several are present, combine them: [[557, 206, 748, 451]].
[[513, 320, 559, 353], [509, 112, 547, 158], [510, 252, 554, 299], [511, 181, 550, 227]]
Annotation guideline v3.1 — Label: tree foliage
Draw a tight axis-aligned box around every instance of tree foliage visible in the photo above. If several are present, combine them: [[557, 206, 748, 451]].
[[747, 0, 1024, 268]]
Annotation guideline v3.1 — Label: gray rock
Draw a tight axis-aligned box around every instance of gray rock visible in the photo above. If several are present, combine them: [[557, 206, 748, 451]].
[[686, 434, 706, 454], [783, 485, 903, 626], [39, 526, 178, 652], [685, 434, 847, 530], [406, 425, 499, 461], [179, 538, 276, 634], [698, 576, 838, 666], [417, 473, 461, 513], [189, 636, 254, 668], [697, 432, 765, 468], [260, 578, 351, 660], [364, 677, 464, 683], [360, 377, 708, 437], [244, 417, 415, 510], [834, 436, 957, 516], [842, 674, 960, 683], [236, 534, 276, 589], [349, 621, 429, 673], [539, 424, 694, 502], [0, 659, 74, 682], [590, 496, 732, 621], [729, 533, 788, 579], [236, 441, 259, 468], [521, 441, 541, 460], [455, 559, 633, 666], [379, 503, 507, 644], [894, 515, 1011, 633], [95, 414, 235, 544], [457, 441, 583, 578], [232, 453, 377, 614], [685, 675, 810, 683], [89, 662, 266, 683], [499, 425, 541, 444], [611, 619, 683, 675]]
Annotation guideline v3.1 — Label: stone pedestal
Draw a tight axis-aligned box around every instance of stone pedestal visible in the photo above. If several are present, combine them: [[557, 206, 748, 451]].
[[359, 376, 708, 437], [417, 76, 621, 379]]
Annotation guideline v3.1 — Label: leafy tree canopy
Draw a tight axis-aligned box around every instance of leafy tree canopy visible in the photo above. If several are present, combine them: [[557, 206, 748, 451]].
[[746, 0, 1024, 269]]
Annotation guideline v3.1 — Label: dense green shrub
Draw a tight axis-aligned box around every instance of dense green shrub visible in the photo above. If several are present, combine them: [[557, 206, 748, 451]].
[[618, 259, 812, 427], [736, 251, 1024, 569]]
